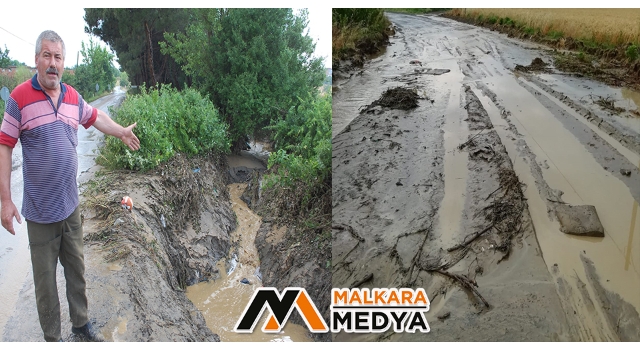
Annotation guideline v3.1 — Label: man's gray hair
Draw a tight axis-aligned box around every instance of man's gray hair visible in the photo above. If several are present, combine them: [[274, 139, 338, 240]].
[[35, 30, 66, 58]]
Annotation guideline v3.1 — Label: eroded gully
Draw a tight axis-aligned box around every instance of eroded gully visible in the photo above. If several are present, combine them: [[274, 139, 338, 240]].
[[186, 156, 312, 342]]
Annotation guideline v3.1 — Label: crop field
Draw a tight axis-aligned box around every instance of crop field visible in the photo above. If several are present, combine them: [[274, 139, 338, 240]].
[[452, 8, 640, 46]]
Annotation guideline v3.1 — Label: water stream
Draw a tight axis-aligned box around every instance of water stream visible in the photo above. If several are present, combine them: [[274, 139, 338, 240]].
[[186, 183, 311, 342]]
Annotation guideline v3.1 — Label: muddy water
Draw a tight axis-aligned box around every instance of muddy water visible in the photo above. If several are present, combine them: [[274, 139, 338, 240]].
[[473, 77, 640, 340], [186, 183, 311, 342], [536, 74, 640, 136], [433, 59, 469, 248]]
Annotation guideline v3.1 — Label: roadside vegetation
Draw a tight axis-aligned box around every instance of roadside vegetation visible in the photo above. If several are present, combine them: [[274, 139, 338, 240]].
[[98, 84, 230, 171], [63, 37, 118, 99], [332, 8, 393, 67], [262, 92, 331, 231], [446, 8, 640, 88]]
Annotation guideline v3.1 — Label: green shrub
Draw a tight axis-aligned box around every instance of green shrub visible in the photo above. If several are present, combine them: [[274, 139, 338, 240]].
[[98, 84, 230, 170], [626, 44, 639, 61], [548, 30, 564, 40], [264, 92, 331, 188]]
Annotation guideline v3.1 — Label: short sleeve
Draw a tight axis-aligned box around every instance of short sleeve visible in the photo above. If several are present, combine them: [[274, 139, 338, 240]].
[[0, 97, 22, 148], [79, 95, 98, 129]]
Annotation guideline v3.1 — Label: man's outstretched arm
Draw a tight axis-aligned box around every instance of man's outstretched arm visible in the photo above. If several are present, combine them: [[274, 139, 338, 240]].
[[0, 144, 21, 235], [91, 110, 140, 151]]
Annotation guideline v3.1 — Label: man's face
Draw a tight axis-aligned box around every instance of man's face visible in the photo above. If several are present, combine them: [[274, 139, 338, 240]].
[[35, 40, 64, 92]]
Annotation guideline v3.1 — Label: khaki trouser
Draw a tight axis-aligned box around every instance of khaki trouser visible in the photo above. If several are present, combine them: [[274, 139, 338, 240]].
[[27, 206, 88, 342]]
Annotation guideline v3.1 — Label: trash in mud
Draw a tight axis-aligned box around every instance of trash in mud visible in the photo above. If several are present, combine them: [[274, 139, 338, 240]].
[[240, 278, 250, 285], [620, 169, 631, 176], [228, 254, 238, 275], [417, 68, 451, 75], [515, 57, 551, 73], [410, 60, 422, 66], [437, 311, 451, 321], [360, 86, 422, 113], [447, 166, 526, 263], [254, 267, 262, 281], [555, 204, 605, 237], [592, 95, 625, 114]]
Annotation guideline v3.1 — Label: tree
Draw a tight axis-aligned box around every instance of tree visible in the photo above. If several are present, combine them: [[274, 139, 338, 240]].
[[0, 45, 10, 68], [119, 71, 130, 88], [65, 37, 116, 97], [161, 8, 325, 142], [84, 8, 192, 88]]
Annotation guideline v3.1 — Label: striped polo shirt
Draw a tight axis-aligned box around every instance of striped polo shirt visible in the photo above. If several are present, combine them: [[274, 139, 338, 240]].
[[0, 75, 97, 224]]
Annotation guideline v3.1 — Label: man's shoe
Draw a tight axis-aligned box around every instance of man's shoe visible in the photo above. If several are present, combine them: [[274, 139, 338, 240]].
[[71, 322, 104, 342]]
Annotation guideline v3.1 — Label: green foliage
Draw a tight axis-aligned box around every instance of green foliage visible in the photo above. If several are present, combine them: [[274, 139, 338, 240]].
[[98, 84, 230, 170], [85, 9, 194, 89], [487, 15, 498, 25], [0, 66, 32, 92], [264, 92, 331, 187], [548, 30, 564, 40], [332, 9, 392, 64], [119, 71, 130, 88], [626, 44, 639, 61], [162, 8, 324, 142], [0, 45, 10, 68], [577, 51, 586, 62], [65, 38, 116, 98], [333, 9, 388, 30]]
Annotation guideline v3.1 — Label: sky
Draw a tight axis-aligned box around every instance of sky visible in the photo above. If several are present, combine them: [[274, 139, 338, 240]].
[[0, 7, 331, 70]]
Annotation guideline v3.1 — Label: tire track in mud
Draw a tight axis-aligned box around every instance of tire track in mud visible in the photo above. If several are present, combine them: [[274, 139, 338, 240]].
[[472, 78, 640, 341]]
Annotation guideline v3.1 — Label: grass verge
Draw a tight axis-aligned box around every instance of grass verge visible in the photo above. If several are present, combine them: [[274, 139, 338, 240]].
[[332, 9, 394, 67]]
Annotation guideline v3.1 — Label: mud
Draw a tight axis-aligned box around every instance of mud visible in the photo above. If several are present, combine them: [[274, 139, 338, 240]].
[[515, 57, 551, 73], [361, 86, 421, 112], [3, 154, 235, 341], [186, 183, 312, 342], [250, 181, 332, 342], [333, 12, 640, 341]]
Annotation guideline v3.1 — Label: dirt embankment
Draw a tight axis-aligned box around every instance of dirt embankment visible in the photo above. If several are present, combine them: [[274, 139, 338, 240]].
[[242, 173, 332, 342], [77, 154, 236, 341]]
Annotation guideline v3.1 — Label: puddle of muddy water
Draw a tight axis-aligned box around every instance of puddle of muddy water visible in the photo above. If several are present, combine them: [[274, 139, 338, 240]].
[[434, 60, 469, 248], [538, 74, 640, 135], [473, 80, 640, 340], [186, 183, 311, 342]]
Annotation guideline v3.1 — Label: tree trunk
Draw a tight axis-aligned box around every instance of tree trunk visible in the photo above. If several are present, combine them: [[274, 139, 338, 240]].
[[144, 21, 157, 87]]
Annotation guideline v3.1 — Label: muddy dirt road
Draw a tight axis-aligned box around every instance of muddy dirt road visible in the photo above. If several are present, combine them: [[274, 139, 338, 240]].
[[332, 13, 640, 341], [0, 88, 125, 339]]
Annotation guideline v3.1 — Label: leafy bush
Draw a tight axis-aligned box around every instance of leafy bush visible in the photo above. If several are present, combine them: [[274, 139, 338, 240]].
[[263, 94, 331, 221], [98, 84, 230, 170]]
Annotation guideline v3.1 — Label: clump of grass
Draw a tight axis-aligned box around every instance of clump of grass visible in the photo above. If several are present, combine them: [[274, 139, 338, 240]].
[[332, 9, 392, 65]]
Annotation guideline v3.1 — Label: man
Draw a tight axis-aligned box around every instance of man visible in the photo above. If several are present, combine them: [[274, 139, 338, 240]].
[[0, 30, 139, 342]]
